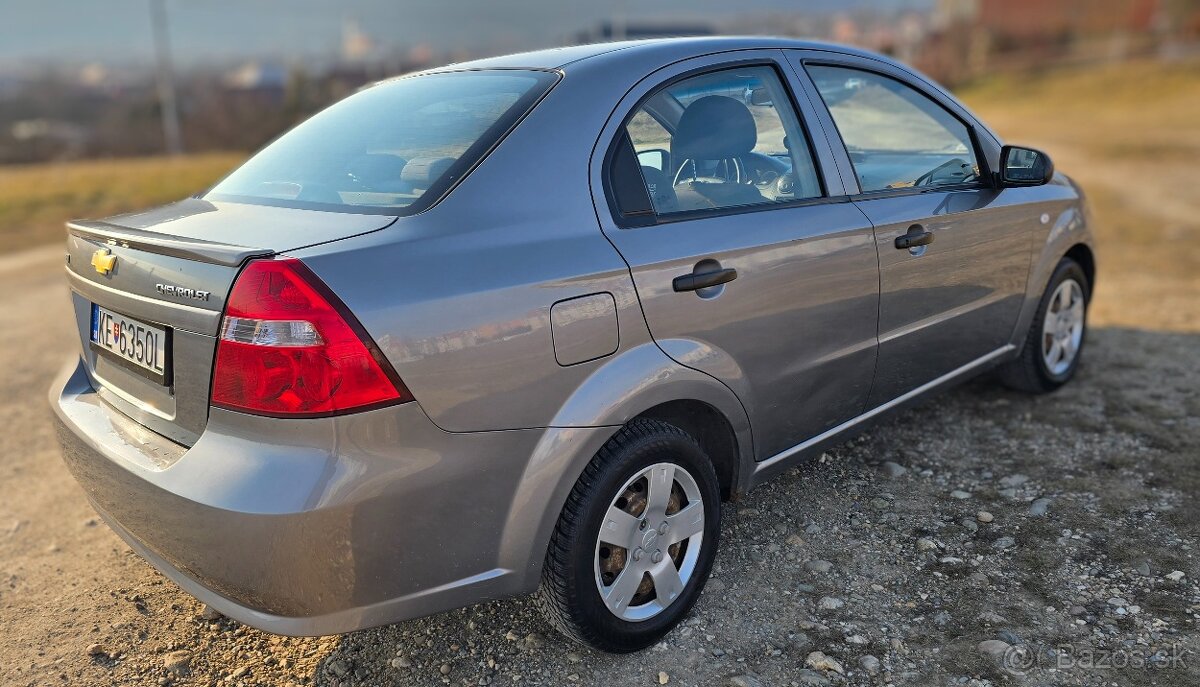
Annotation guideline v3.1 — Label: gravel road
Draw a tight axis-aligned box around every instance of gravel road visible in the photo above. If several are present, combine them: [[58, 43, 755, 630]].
[[1, 240, 1197, 687]]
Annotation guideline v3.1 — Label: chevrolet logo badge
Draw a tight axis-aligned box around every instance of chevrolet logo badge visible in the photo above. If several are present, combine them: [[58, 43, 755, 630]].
[[91, 248, 117, 275]]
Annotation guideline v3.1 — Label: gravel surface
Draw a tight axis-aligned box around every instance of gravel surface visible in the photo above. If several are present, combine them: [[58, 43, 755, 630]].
[[2, 244, 1197, 687]]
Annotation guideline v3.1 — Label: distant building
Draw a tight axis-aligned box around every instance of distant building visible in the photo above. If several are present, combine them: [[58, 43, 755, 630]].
[[9, 119, 87, 159], [10, 118, 85, 142], [919, 0, 1168, 84], [342, 20, 378, 63], [223, 62, 287, 92], [976, 0, 1160, 42], [575, 21, 713, 44], [78, 64, 109, 88]]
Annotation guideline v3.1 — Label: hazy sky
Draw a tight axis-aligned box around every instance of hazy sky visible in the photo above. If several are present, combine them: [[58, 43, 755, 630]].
[[0, 0, 930, 68]]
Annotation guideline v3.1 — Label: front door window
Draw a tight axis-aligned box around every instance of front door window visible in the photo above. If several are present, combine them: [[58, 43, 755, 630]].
[[807, 65, 981, 193]]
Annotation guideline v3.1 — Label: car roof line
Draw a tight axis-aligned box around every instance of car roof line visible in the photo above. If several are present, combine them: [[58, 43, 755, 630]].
[[367, 38, 901, 88]]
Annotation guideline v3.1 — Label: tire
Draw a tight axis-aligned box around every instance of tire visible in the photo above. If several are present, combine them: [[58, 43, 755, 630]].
[[536, 418, 721, 653], [997, 257, 1090, 393]]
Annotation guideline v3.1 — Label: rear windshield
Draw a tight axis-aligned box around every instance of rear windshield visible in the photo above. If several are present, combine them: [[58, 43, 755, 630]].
[[205, 69, 558, 215]]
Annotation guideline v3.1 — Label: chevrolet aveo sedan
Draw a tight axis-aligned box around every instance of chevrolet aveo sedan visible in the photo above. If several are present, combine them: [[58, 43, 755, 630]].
[[51, 38, 1094, 652]]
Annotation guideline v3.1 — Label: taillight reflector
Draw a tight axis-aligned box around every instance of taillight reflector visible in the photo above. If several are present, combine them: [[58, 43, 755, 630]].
[[211, 258, 412, 417]]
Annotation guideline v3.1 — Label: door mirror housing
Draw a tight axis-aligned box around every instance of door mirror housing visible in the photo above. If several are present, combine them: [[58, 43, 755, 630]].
[[637, 148, 668, 172], [749, 86, 773, 107], [999, 145, 1054, 187]]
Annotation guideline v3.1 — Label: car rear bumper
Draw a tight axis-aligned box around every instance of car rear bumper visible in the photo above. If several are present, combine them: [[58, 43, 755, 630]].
[[49, 357, 560, 635]]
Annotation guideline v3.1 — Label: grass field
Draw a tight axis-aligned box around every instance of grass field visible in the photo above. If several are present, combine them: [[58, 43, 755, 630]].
[[0, 59, 1196, 331], [0, 153, 243, 246], [959, 58, 1200, 332]]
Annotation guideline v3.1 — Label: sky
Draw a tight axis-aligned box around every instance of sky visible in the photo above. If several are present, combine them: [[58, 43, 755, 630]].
[[0, 0, 931, 69]]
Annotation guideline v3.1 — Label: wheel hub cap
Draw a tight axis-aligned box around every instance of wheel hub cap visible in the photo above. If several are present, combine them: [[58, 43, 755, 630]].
[[1041, 278, 1085, 376], [594, 462, 705, 622]]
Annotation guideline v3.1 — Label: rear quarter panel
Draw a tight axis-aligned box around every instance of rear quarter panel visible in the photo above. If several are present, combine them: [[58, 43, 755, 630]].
[[291, 55, 752, 445], [289, 56, 761, 591]]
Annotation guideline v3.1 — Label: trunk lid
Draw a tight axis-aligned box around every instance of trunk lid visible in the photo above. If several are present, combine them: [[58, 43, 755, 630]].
[[65, 197, 396, 446]]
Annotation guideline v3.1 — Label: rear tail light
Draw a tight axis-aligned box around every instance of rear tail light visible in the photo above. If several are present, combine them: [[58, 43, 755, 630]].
[[211, 257, 412, 417]]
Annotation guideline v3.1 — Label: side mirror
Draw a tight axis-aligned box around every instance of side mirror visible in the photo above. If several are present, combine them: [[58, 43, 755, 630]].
[[999, 145, 1054, 187], [749, 86, 773, 107], [637, 148, 668, 172]]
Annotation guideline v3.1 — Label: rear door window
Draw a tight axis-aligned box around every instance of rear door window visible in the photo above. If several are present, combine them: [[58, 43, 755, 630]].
[[206, 70, 557, 214], [806, 65, 981, 193], [613, 64, 823, 219]]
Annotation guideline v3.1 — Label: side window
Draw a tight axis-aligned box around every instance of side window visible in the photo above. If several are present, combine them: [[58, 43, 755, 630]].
[[616, 65, 822, 218], [806, 65, 981, 193], [629, 111, 670, 172]]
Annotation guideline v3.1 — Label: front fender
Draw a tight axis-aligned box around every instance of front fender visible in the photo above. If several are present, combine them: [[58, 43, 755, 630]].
[[1008, 178, 1095, 347]]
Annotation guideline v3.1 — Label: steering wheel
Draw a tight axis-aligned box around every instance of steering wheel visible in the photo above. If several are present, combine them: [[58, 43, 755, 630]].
[[759, 172, 796, 201], [754, 169, 780, 190], [913, 158, 972, 187], [294, 182, 343, 204], [676, 176, 737, 187], [673, 158, 742, 187]]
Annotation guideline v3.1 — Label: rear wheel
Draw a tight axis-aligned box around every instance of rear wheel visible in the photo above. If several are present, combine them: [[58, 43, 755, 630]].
[[536, 419, 720, 653], [998, 257, 1089, 393]]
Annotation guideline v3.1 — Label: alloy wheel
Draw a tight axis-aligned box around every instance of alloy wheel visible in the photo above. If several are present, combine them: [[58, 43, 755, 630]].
[[1041, 278, 1085, 376]]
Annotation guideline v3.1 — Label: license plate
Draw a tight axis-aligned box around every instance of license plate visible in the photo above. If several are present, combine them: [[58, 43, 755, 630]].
[[90, 305, 170, 385]]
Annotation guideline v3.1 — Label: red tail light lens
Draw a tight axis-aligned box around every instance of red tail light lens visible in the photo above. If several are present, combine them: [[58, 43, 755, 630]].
[[211, 258, 412, 417]]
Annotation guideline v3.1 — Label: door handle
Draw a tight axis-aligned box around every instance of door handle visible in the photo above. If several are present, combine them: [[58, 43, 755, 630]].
[[673, 267, 738, 292], [895, 225, 934, 250]]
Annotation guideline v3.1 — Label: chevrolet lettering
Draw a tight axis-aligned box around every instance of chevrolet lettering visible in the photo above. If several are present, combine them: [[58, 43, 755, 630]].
[[155, 284, 211, 302]]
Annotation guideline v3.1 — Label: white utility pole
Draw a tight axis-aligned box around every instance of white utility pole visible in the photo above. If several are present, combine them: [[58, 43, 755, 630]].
[[150, 0, 184, 156]]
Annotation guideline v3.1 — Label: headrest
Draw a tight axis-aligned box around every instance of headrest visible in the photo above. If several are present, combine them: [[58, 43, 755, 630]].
[[400, 157, 456, 188], [346, 154, 408, 190], [671, 96, 757, 162]]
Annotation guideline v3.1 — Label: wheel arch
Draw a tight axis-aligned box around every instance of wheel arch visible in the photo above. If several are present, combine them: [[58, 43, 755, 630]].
[[1064, 242, 1096, 293], [496, 342, 753, 593], [633, 399, 741, 501]]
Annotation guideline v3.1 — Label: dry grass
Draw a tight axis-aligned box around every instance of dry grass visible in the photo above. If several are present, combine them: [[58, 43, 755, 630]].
[[0, 153, 243, 245], [959, 58, 1200, 332]]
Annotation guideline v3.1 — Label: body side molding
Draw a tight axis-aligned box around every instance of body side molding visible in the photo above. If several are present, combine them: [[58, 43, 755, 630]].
[[749, 344, 1016, 484]]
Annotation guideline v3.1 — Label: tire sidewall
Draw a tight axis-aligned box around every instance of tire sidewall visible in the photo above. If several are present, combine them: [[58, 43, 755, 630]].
[[568, 428, 721, 651], [1033, 260, 1090, 387]]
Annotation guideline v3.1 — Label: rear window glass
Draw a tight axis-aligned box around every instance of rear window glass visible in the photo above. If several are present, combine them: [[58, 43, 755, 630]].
[[205, 69, 557, 214]]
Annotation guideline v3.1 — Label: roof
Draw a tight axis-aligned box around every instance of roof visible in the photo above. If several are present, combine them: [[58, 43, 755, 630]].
[[440, 36, 889, 71]]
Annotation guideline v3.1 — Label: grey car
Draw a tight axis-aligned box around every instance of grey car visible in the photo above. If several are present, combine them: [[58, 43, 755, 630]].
[[50, 37, 1094, 652]]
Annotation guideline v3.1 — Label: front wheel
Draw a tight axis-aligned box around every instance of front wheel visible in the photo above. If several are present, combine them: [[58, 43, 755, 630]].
[[536, 419, 721, 653], [998, 257, 1090, 393]]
